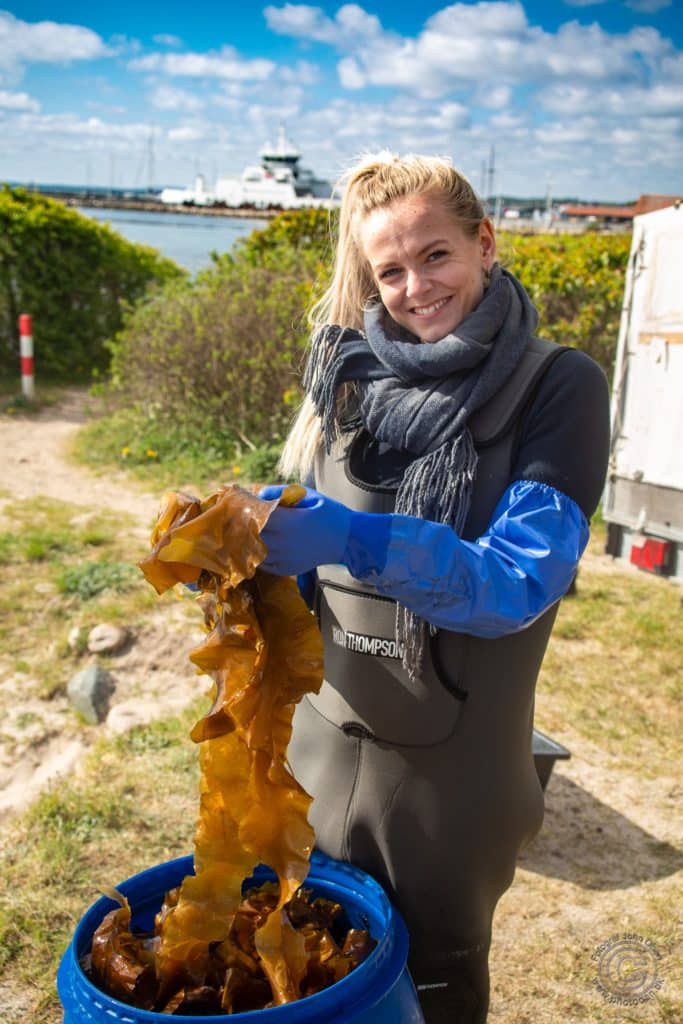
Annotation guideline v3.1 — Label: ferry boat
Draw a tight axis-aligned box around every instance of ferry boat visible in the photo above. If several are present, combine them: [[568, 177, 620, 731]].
[[160, 126, 334, 209]]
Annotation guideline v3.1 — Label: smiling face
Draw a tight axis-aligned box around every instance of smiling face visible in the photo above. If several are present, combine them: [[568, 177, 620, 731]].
[[358, 192, 496, 343]]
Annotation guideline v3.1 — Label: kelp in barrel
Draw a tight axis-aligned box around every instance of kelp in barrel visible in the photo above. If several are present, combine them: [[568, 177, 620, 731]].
[[83, 484, 375, 1013]]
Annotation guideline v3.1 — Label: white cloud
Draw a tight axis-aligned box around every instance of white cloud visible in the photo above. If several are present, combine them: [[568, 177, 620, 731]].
[[489, 111, 526, 131], [271, 83, 307, 106], [213, 94, 242, 111], [264, 3, 383, 46], [625, 0, 672, 12], [530, 109, 683, 185], [610, 127, 641, 146], [535, 117, 599, 145], [281, 96, 470, 154], [167, 124, 206, 142], [3, 111, 149, 145], [129, 47, 275, 81], [264, 2, 674, 97], [279, 60, 320, 86], [86, 101, 127, 115], [271, 86, 682, 200], [217, 81, 249, 101], [435, 101, 470, 129], [660, 52, 683, 82], [539, 80, 683, 117], [338, 56, 365, 89], [426, 1, 529, 36], [109, 34, 142, 57], [476, 84, 512, 110], [153, 34, 183, 47], [154, 59, 318, 114], [149, 84, 203, 112], [264, 3, 338, 44], [247, 102, 302, 128], [562, 0, 608, 7], [0, 88, 39, 111], [0, 11, 109, 80]]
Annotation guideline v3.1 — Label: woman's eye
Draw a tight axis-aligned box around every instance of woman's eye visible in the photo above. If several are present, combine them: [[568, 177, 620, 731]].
[[427, 249, 447, 262], [379, 267, 400, 280]]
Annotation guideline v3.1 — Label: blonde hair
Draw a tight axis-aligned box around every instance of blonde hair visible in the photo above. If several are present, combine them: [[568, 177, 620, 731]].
[[279, 152, 487, 479]]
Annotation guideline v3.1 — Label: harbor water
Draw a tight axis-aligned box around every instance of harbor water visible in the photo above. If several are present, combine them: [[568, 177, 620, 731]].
[[77, 206, 268, 274]]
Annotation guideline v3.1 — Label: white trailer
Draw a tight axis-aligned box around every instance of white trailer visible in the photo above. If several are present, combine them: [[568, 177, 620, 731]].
[[603, 202, 683, 579]]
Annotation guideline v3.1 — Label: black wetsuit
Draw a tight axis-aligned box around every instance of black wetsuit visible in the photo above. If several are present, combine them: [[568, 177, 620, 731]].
[[288, 343, 610, 1022]]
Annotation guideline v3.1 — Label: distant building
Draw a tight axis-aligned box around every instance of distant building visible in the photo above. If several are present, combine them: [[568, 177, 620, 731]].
[[633, 194, 683, 216], [558, 194, 683, 227], [558, 203, 635, 225]]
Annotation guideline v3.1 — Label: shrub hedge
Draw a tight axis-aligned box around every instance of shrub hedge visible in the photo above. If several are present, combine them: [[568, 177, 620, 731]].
[[106, 211, 330, 454], [0, 187, 183, 380], [498, 231, 631, 376]]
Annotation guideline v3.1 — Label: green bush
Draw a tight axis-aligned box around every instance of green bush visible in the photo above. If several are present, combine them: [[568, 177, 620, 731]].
[[499, 232, 631, 376], [106, 214, 330, 454], [227, 206, 334, 269], [0, 187, 183, 380]]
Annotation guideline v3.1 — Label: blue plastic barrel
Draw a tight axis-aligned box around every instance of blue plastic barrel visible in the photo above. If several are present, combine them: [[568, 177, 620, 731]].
[[57, 850, 425, 1023]]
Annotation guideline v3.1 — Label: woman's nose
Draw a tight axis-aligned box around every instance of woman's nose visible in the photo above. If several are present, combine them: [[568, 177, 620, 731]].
[[405, 267, 429, 298]]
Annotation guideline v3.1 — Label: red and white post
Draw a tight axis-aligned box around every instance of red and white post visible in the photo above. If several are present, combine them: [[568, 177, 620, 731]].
[[18, 314, 34, 400]]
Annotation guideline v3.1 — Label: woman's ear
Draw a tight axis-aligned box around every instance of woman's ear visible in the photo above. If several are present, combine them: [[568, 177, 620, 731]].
[[479, 218, 496, 269]]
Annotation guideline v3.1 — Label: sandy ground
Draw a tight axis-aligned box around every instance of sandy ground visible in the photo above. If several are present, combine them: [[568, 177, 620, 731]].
[[0, 391, 681, 1022], [1, 389, 157, 521]]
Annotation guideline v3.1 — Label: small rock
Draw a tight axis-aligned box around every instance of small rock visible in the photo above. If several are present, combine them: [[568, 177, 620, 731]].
[[87, 623, 128, 654], [67, 625, 83, 651], [67, 664, 114, 725], [106, 700, 160, 734], [34, 581, 56, 594]]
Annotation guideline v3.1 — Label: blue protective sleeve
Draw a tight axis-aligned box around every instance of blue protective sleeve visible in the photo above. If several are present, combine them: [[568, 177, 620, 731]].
[[345, 479, 589, 638]]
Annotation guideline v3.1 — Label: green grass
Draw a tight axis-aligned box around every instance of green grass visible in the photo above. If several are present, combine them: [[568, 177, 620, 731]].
[[0, 709, 201, 1021], [0, 378, 64, 415], [535, 524, 683, 773], [73, 405, 284, 491], [0, 495, 156, 699], [57, 559, 140, 599]]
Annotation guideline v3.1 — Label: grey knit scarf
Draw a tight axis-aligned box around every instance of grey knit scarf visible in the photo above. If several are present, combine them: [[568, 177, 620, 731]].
[[304, 263, 538, 677]]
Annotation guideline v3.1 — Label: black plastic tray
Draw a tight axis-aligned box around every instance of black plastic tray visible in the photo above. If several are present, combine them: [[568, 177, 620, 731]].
[[533, 728, 570, 790]]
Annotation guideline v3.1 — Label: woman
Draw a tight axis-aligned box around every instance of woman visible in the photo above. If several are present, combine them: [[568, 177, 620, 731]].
[[259, 153, 610, 1023]]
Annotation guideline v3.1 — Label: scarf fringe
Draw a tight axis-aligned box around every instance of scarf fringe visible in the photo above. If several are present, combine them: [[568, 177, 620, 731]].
[[394, 429, 477, 530], [304, 326, 352, 452], [394, 431, 478, 679]]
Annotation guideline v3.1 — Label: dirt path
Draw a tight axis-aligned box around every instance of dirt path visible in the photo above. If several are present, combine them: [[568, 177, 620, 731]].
[[0, 390, 205, 817], [1, 389, 158, 521]]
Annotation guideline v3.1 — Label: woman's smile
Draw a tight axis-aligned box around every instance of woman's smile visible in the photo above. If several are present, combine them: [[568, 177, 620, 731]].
[[411, 296, 452, 318]]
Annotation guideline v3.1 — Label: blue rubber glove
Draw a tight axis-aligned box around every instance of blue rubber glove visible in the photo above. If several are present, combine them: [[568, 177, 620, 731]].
[[364, 480, 589, 637], [258, 485, 352, 576]]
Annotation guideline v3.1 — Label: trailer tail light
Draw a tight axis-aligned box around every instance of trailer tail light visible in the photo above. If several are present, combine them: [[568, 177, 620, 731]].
[[630, 537, 671, 574]]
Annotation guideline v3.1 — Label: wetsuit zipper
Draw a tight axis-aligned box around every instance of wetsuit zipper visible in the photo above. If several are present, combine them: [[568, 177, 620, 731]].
[[318, 578, 396, 604], [341, 728, 368, 860]]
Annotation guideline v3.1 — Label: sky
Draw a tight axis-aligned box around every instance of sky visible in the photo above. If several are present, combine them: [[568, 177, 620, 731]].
[[1, 1, 681, 201]]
